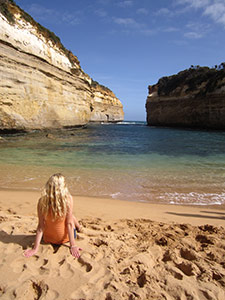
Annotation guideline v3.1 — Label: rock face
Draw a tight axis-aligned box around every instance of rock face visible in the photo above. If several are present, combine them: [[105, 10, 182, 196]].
[[90, 81, 124, 122], [0, 1, 124, 131], [146, 65, 225, 129]]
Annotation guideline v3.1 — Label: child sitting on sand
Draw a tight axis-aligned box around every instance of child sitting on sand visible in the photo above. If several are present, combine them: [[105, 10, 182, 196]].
[[24, 173, 82, 258]]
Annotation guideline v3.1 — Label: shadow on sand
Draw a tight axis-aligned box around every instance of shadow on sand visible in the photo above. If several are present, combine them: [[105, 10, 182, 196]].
[[0, 230, 68, 253], [166, 210, 225, 221], [0, 230, 35, 249]]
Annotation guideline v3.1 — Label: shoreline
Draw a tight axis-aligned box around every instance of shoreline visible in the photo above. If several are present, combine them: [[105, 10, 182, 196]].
[[0, 189, 224, 227]]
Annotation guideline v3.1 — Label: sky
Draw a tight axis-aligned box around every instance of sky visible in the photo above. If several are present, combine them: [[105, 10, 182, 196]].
[[15, 0, 225, 121]]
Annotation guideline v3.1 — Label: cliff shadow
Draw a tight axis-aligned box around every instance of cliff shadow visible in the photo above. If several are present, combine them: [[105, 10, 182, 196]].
[[166, 212, 225, 221]]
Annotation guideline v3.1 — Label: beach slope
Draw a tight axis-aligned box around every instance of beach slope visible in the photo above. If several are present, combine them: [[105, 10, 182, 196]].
[[0, 190, 225, 299]]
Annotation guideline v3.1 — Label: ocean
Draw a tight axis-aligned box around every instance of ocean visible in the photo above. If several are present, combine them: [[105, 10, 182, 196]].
[[0, 122, 225, 206]]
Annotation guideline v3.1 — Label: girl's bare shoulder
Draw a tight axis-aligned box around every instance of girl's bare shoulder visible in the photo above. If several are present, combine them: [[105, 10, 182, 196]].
[[37, 196, 45, 210]]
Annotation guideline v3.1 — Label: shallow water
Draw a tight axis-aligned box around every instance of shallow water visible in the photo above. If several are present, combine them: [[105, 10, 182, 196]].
[[1, 122, 225, 205]]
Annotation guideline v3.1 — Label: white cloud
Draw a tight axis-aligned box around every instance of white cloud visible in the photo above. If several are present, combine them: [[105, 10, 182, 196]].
[[184, 22, 210, 39], [204, 2, 225, 26], [136, 8, 148, 15], [113, 17, 156, 36], [164, 27, 179, 32], [62, 13, 80, 26], [97, 0, 112, 5], [113, 17, 142, 28], [139, 29, 156, 36], [176, 0, 225, 27], [95, 9, 108, 17], [117, 0, 133, 7], [155, 7, 173, 16], [26, 4, 81, 26], [184, 31, 203, 38], [175, 0, 210, 9], [194, 0, 211, 8], [27, 4, 54, 20]]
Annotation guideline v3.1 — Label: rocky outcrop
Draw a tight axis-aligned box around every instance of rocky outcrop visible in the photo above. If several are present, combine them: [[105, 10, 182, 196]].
[[90, 81, 124, 122], [0, 0, 124, 131], [146, 65, 225, 129]]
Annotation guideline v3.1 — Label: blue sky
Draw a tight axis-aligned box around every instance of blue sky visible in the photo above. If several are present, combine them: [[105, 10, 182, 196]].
[[16, 0, 225, 121]]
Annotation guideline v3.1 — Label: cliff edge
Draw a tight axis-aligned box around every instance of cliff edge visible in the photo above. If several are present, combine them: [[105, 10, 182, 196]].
[[0, 0, 124, 131], [146, 64, 225, 129]]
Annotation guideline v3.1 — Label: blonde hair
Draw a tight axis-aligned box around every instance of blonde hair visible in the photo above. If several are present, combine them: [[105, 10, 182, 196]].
[[39, 173, 71, 219]]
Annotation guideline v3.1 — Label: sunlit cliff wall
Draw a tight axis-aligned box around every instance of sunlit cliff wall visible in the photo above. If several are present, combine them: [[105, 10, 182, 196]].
[[146, 65, 225, 129], [0, 0, 124, 131]]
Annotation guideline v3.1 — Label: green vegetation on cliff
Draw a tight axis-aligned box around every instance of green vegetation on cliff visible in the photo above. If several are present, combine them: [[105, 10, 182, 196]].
[[0, 0, 15, 23], [91, 80, 113, 94], [157, 63, 225, 97], [0, 0, 80, 67]]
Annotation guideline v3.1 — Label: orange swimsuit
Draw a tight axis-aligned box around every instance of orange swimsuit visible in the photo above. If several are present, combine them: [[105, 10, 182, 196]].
[[43, 212, 69, 244]]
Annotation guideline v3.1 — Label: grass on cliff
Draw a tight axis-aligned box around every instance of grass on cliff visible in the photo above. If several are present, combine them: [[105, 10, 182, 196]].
[[0, 0, 80, 68], [157, 64, 225, 97], [91, 80, 113, 94], [0, 0, 15, 23]]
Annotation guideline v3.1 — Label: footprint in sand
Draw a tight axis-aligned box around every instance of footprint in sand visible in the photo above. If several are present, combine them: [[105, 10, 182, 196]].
[[78, 256, 93, 272], [7, 208, 16, 215], [12, 254, 50, 277], [0, 284, 7, 298], [44, 289, 59, 300], [162, 250, 174, 262], [84, 228, 101, 237], [92, 237, 108, 247], [180, 247, 198, 261], [166, 265, 184, 280], [38, 259, 51, 276], [34, 257, 55, 276], [137, 272, 147, 288], [196, 234, 214, 245], [0, 216, 8, 223], [200, 289, 222, 300], [70, 267, 112, 300], [88, 265, 111, 285], [11, 260, 28, 274], [175, 261, 199, 277], [12, 279, 48, 300], [58, 259, 75, 278]]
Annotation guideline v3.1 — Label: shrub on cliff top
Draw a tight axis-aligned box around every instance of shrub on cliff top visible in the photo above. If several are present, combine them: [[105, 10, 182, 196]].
[[0, 0, 15, 23], [157, 65, 225, 97], [91, 80, 112, 94]]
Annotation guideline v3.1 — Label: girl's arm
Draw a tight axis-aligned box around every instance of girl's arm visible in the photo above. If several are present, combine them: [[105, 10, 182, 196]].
[[66, 196, 82, 258], [24, 199, 45, 258]]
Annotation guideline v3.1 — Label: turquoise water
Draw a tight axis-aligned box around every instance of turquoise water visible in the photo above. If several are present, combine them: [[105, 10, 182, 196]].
[[1, 122, 225, 205]]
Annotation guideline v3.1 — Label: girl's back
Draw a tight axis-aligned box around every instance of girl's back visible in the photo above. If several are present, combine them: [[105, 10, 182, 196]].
[[43, 211, 69, 244]]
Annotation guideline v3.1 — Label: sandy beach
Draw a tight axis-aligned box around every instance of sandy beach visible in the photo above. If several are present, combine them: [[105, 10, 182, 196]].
[[0, 189, 225, 299]]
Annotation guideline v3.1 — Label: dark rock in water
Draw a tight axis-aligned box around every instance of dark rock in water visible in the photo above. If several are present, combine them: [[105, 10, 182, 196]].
[[146, 64, 225, 129], [46, 133, 55, 139]]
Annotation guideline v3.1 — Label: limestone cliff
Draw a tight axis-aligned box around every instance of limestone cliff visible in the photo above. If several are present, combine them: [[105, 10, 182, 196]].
[[90, 81, 124, 122], [146, 65, 225, 129], [0, 0, 124, 131]]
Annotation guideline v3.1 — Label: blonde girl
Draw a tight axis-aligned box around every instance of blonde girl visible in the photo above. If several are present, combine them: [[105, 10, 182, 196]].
[[24, 173, 82, 258]]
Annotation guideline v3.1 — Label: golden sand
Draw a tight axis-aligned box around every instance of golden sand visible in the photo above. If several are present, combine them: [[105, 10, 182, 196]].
[[0, 190, 225, 299]]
